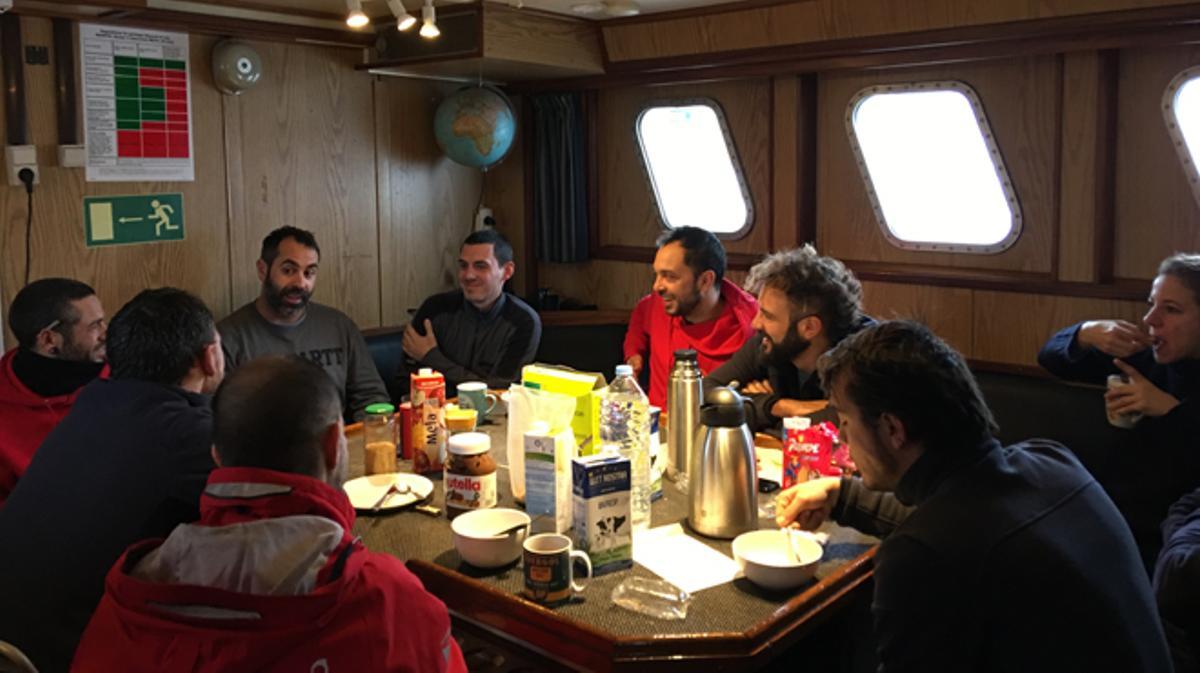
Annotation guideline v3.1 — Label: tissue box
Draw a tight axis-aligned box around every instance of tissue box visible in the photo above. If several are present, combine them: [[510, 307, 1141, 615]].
[[522, 364, 606, 456], [572, 453, 633, 575], [524, 426, 574, 534]]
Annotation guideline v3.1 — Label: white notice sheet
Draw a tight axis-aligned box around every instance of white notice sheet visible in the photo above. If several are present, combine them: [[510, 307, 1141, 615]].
[[633, 523, 742, 594]]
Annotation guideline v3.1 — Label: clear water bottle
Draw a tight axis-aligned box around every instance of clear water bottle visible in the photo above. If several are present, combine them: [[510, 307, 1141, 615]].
[[601, 364, 651, 531]]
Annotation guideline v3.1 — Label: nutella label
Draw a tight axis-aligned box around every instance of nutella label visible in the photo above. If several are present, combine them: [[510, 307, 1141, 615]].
[[445, 471, 497, 512]]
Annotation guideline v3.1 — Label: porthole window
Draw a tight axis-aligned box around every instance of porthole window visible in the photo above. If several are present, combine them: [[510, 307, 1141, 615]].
[[845, 82, 1022, 253], [1164, 67, 1200, 206], [636, 100, 753, 236]]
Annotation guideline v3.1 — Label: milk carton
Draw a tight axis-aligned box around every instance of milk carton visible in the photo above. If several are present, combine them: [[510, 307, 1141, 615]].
[[572, 452, 633, 575], [524, 424, 574, 534]]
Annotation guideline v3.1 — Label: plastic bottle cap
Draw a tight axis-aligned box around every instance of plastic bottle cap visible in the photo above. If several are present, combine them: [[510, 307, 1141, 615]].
[[365, 403, 396, 415], [615, 364, 633, 377], [448, 432, 490, 455]]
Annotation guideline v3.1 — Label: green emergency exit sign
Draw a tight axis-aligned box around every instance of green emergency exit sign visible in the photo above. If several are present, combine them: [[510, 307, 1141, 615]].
[[84, 193, 185, 247]]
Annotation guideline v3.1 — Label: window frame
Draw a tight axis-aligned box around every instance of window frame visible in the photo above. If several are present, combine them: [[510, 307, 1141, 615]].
[[1163, 65, 1200, 207], [844, 80, 1023, 254], [634, 97, 755, 239]]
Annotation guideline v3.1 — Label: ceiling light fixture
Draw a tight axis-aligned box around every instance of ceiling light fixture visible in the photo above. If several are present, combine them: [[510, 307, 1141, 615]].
[[345, 0, 370, 28], [419, 0, 440, 39], [386, 0, 417, 30], [603, 0, 640, 16]]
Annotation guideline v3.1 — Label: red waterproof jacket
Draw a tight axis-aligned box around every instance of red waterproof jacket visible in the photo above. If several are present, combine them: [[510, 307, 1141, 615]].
[[623, 278, 758, 407], [72, 467, 467, 673], [0, 348, 102, 506]]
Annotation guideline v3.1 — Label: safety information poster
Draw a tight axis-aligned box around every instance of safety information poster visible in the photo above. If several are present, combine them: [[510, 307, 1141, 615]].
[[81, 24, 194, 182]]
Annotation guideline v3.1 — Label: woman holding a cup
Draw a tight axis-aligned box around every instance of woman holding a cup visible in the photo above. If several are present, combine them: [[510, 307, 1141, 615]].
[[1039, 252, 1200, 574]]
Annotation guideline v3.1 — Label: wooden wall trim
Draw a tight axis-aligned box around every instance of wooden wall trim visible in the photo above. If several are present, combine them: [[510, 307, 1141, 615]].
[[511, 4, 1200, 91], [1095, 49, 1120, 284], [15, 6, 372, 47], [796, 73, 817, 246]]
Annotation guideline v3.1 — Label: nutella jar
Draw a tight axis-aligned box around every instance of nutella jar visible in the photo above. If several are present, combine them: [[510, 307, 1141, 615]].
[[444, 432, 497, 519]]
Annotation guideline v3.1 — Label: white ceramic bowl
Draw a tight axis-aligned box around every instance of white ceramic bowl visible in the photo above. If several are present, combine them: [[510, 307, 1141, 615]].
[[732, 529, 823, 591], [451, 508, 531, 568]]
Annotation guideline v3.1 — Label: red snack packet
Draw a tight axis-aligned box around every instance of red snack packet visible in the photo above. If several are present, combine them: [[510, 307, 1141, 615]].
[[783, 417, 833, 488]]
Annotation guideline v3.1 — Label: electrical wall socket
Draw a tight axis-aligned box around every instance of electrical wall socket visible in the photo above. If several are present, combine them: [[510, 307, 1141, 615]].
[[475, 206, 494, 231], [58, 144, 86, 168], [5, 145, 38, 187]]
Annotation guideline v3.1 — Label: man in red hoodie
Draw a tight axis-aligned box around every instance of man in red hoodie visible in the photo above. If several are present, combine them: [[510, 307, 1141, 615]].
[[0, 278, 107, 505], [72, 355, 466, 673], [623, 226, 757, 407]]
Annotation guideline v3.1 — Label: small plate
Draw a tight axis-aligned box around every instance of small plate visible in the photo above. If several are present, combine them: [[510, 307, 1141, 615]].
[[344, 473, 435, 511]]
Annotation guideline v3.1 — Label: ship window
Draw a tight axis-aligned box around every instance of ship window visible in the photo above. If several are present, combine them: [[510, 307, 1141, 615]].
[[1164, 67, 1200, 206], [846, 82, 1021, 253], [636, 100, 753, 236]]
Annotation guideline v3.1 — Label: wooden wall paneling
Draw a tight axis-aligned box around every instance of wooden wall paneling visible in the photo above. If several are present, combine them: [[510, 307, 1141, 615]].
[[772, 75, 799, 250], [860, 281, 973, 355], [971, 290, 1145, 367], [1113, 44, 1200, 281], [538, 259, 653, 310], [0, 20, 231, 343], [225, 41, 380, 328], [600, 0, 1200, 64], [483, 5, 604, 75], [596, 79, 773, 255], [483, 95, 528, 297], [816, 55, 1060, 273], [376, 78, 482, 327], [1057, 50, 1115, 283]]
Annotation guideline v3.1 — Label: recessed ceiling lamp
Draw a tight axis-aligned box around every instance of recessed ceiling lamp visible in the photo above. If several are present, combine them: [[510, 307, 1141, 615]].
[[386, 0, 417, 30], [604, 0, 640, 16], [420, 0, 440, 38], [345, 0, 370, 28], [571, 2, 605, 15]]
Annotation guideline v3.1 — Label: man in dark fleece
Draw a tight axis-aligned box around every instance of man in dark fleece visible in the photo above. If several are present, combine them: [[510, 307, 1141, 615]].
[[0, 288, 223, 673], [776, 321, 1171, 673]]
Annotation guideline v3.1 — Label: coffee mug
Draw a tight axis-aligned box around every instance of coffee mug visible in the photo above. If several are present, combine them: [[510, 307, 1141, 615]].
[[522, 533, 591, 605], [457, 382, 498, 420]]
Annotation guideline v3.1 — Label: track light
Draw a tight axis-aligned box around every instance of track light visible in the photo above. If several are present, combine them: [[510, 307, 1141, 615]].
[[345, 0, 369, 28], [387, 0, 417, 31], [420, 0, 439, 38]]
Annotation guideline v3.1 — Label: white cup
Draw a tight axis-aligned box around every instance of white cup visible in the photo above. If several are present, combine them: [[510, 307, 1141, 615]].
[[1106, 374, 1144, 429]]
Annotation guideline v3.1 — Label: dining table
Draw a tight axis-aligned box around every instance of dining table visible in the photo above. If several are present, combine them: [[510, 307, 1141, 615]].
[[344, 406, 878, 672]]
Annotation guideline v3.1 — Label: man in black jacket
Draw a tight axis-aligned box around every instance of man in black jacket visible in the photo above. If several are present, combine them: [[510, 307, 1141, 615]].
[[705, 245, 870, 431], [776, 321, 1171, 673], [0, 288, 224, 673]]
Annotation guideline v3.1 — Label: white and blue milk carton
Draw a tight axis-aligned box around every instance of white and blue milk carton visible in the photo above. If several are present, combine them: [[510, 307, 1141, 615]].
[[524, 423, 575, 534], [572, 452, 633, 575]]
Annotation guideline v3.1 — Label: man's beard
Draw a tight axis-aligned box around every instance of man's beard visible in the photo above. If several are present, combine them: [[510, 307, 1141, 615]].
[[663, 287, 702, 318], [264, 278, 311, 315], [58, 335, 103, 363], [762, 325, 811, 369]]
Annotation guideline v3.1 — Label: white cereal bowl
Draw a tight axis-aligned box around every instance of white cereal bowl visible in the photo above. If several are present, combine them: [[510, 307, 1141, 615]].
[[732, 529, 824, 591], [451, 508, 531, 568]]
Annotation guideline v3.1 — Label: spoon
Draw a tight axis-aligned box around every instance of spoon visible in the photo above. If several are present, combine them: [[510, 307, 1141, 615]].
[[370, 483, 411, 512], [782, 527, 799, 563], [490, 521, 530, 538]]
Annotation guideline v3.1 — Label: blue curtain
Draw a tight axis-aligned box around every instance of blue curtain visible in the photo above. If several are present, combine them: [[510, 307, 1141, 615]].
[[531, 93, 589, 263]]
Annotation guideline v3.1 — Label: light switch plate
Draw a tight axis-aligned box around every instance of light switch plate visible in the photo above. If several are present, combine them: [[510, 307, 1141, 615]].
[[58, 144, 86, 168]]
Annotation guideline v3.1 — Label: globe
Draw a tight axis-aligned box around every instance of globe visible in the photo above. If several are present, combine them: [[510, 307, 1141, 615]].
[[434, 86, 516, 170]]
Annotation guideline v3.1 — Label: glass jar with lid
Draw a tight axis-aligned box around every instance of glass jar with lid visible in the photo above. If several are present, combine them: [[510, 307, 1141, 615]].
[[445, 432, 497, 519], [364, 403, 397, 475]]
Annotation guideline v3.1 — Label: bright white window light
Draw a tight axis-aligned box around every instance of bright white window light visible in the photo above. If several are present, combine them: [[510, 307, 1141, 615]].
[[1164, 67, 1200, 205], [847, 83, 1020, 252], [636, 102, 752, 235]]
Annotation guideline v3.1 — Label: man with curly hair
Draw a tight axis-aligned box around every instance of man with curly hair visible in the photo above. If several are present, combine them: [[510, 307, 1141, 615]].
[[705, 245, 871, 431]]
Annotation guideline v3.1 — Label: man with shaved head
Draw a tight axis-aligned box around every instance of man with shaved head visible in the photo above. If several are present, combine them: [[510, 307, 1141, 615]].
[[72, 357, 466, 673]]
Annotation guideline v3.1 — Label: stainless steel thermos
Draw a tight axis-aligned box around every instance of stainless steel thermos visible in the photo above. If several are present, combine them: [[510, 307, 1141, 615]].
[[688, 385, 758, 539], [666, 349, 702, 481]]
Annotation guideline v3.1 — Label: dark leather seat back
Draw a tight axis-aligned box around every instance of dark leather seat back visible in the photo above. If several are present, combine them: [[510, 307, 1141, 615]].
[[974, 369, 1124, 480], [363, 327, 406, 403]]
